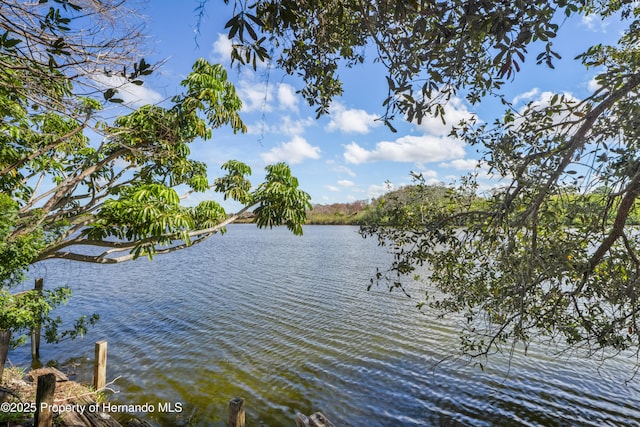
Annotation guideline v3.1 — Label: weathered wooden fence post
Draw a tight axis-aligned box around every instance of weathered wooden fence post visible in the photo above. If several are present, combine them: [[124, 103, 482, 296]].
[[0, 329, 10, 382], [93, 340, 107, 390], [34, 372, 56, 427], [31, 278, 44, 362], [295, 412, 336, 427], [228, 397, 245, 427]]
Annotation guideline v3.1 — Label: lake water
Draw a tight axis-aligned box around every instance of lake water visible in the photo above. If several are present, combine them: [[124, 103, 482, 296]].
[[9, 225, 640, 426]]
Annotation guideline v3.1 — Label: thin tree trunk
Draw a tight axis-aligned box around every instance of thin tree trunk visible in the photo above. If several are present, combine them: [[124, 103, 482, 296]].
[[0, 329, 11, 382]]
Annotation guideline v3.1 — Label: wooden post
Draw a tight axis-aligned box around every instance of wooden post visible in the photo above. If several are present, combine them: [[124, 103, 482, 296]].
[[31, 278, 44, 362], [295, 413, 310, 427], [0, 329, 10, 382], [296, 412, 336, 427], [228, 397, 245, 427], [34, 373, 56, 427], [93, 341, 107, 390], [309, 412, 336, 427]]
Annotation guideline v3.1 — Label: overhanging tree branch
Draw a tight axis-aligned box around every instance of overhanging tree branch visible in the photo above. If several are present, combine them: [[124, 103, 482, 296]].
[[518, 72, 640, 223], [36, 206, 252, 264], [0, 111, 92, 178]]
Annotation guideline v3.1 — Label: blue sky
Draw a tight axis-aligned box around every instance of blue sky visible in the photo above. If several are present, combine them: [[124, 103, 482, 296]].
[[104, 2, 625, 211]]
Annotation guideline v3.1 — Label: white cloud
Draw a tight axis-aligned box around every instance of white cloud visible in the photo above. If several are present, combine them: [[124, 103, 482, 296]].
[[588, 77, 601, 93], [327, 102, 381, 134], [425, 177, 445, 185], [211, 33, 232, 61], [343, 135, 465, 164], [337, 179, 355, 187], [92, 75, 163, 107], [415, 169, 438, 178], [277, 83, 299, 112], [326, 185, 340, 192], [512, 88, 540, 105], [367, 182, 396, 199], [527, 91, 578, 109], [278, 116, 314, 136], [237, 78, 273, 112], [440, 159, 480, 170], [439, 159, 506, 187], [414, 96, 475, 136], [439, 158, 503, 186], [515, 91, 581, 131], [331, 164, 356, 177], [582, 15, 596, 30], [261, 136, 321, 164], [581, 15, 610, 32], [247, 116, 314, 137]]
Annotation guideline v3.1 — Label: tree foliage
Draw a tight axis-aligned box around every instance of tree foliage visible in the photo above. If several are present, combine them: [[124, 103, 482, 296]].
[[209, 0, 640, 361], [2, 51, 310, 268], [0, 0, 147, 114], [360, 16, 640, 361], [0, 1, 311, 346], [305, 200, 369, 224], [206, 0, 631, 124]]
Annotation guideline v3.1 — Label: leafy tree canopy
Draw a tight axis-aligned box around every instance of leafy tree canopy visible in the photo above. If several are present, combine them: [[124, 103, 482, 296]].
[[209, 0, 640, 362], [208, 0, 633, 124], [0, 1, 311, 346]]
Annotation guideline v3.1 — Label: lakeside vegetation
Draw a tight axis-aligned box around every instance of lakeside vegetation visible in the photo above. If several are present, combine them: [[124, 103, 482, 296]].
[[306, 200, 370, 225], [235, 199, 372, 224], [296, 183, 640, 227]]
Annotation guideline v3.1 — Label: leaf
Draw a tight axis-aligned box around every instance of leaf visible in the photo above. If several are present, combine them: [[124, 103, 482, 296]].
[[245, 20, 258, 40], [245, 13, 263, 27], [103, 88, 117, 100], [224, 15, 239, 29]]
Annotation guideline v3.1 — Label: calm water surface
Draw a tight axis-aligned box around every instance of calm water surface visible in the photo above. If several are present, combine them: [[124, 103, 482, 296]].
[[10, 225, 640, 426]]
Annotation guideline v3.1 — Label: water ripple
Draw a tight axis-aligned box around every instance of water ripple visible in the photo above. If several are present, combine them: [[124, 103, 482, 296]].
[[11, 225, 640, 426]]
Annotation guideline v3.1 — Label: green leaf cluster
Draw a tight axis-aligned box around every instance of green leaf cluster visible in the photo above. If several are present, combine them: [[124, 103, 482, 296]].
[[254, 163, 312, 236], [1, 53, 309, 269], [0, 1, 311, 347], [209, 0, 606, 125], [0, 286, 99, 347]]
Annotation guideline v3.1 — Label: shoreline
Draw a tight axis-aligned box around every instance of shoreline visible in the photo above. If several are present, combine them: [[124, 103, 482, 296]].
[[0, 366, 145, 427]]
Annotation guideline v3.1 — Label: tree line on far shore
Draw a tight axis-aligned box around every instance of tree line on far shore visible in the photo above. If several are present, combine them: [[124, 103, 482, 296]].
[[285, 182, 640, 227]]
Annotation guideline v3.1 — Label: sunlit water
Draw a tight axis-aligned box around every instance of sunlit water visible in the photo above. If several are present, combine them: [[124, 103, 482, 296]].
[[9, 225, 640, 426]]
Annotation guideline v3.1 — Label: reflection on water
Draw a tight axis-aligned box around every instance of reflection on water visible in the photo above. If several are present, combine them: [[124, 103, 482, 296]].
[[10, 225, 640, 426]]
